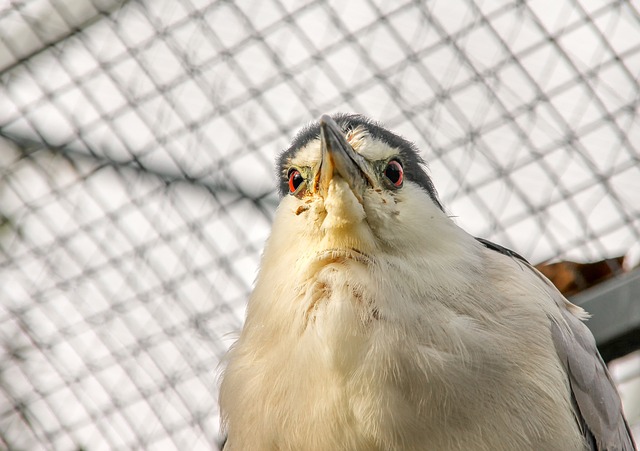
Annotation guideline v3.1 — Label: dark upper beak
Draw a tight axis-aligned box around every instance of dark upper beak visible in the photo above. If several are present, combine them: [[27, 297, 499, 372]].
[[316, 114, 372, 200]]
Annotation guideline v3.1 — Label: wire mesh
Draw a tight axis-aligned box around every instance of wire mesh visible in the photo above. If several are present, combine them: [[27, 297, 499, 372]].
[[1, 0, 639, 449]]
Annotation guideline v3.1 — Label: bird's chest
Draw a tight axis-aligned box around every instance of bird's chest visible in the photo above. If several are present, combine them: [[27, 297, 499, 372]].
[[227, 264, 584, 451], [257, 329, 425, 450], [251, 268, 437, 450]]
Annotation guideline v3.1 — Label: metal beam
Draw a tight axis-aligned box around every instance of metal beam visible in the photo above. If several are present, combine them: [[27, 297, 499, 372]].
[[0, 132, 279, 207], [571, 267, 640, 362]]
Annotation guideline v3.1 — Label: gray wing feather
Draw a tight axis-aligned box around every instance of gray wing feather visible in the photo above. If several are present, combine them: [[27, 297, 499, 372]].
[[550, 304, 636, 451], [477, 238, 636, 451]]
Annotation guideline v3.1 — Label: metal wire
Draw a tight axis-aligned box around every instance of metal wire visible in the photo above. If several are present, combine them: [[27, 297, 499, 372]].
[[1, 0, 639, 449]]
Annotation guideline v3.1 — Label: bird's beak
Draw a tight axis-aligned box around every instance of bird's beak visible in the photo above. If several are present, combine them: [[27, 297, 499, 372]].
[[315, 115, 373, 201]]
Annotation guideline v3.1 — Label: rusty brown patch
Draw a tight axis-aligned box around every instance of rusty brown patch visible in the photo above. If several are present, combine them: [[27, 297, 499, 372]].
[[350, 285, 381, 325], [304, 282, 329, 324], [351, 286, 364, 305]]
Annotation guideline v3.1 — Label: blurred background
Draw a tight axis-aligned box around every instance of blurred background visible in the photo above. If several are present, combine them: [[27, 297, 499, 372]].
[[1, 0, 639, 449]]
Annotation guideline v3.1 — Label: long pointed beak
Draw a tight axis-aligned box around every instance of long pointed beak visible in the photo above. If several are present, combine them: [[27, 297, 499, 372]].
[[316, 115, 373, 200]]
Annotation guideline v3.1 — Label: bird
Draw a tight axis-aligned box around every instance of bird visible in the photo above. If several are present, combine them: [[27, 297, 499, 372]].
[[218, 113, 636, 451]]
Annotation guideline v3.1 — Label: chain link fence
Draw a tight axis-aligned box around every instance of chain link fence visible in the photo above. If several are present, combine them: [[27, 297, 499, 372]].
[[1, 0, 639, 449]]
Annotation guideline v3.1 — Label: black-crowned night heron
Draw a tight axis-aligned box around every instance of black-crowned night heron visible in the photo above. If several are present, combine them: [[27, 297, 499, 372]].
[[219, 114, 635, 450]]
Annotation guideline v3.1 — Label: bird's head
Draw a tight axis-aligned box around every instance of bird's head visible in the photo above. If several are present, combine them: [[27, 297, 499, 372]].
[[247, 114, 476, 335], [274, 113, 444, 257]]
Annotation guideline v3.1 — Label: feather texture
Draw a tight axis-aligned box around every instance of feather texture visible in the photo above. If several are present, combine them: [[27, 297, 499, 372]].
[[477, 240, 636, 451]]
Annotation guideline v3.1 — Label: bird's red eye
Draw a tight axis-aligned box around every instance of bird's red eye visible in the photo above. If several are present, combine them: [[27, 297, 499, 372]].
[[384, 160, 403, 187], [288, 169, 304, 193]]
